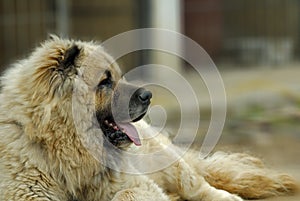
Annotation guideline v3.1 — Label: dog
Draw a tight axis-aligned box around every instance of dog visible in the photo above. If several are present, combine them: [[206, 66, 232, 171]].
[[0, 36, 297, 200]]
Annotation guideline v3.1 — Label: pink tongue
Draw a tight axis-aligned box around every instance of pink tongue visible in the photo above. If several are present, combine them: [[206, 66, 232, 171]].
[[117, 122, 141, 146]]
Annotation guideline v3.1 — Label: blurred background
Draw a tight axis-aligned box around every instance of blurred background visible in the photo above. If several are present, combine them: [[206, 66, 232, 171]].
[[0, 0, 299, 199]]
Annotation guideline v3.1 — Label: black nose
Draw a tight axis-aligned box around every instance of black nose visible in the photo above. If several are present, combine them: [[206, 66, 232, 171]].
[[138, 90, 152, 103]]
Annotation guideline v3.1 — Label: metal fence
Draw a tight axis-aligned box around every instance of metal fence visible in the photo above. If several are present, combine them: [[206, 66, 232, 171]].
[[184, 0, 300, 66], [0, 0, 70, 70], [0, 0, 299, 71]]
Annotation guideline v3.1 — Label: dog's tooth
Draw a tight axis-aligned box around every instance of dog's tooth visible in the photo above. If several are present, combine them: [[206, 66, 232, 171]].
[[109, 123, 113, 127], [104, 120, 108, 124], [113, 126, 119, 130]]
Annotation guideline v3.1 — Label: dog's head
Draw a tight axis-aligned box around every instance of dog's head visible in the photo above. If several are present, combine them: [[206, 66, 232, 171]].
[[64, 38, 152, 148], [2, 36, 151, 149]]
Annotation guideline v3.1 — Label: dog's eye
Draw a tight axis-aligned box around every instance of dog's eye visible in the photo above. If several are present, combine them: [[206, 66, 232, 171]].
[[98, 78, 112, 88]]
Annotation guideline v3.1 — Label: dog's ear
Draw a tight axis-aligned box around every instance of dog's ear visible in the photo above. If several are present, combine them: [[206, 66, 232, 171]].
[[62, 45, 80, 67], [48, 34, 59, 41], [58, 45, 81, 71]]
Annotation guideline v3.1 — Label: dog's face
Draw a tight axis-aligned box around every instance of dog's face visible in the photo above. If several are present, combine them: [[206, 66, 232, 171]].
[[24, 37, 151, 149], [74, 42, 152, 148]]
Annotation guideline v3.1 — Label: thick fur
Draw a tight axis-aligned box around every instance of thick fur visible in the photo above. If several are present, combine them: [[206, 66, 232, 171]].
[[0, 37, 297, 201]]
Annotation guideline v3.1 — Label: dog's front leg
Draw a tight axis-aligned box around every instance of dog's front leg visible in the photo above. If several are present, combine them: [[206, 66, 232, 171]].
[[135, 122, 242, 200], [140, 132, 241, 201]]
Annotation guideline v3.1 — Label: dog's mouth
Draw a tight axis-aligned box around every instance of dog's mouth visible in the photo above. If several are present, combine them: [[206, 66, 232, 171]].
[[98, 87, 152, 147], [99, 112, 146, 147]]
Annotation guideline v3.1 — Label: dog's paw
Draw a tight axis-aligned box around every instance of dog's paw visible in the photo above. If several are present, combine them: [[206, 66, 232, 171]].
[[220, 194, 243, 201], [213, 190, 243, 201]]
